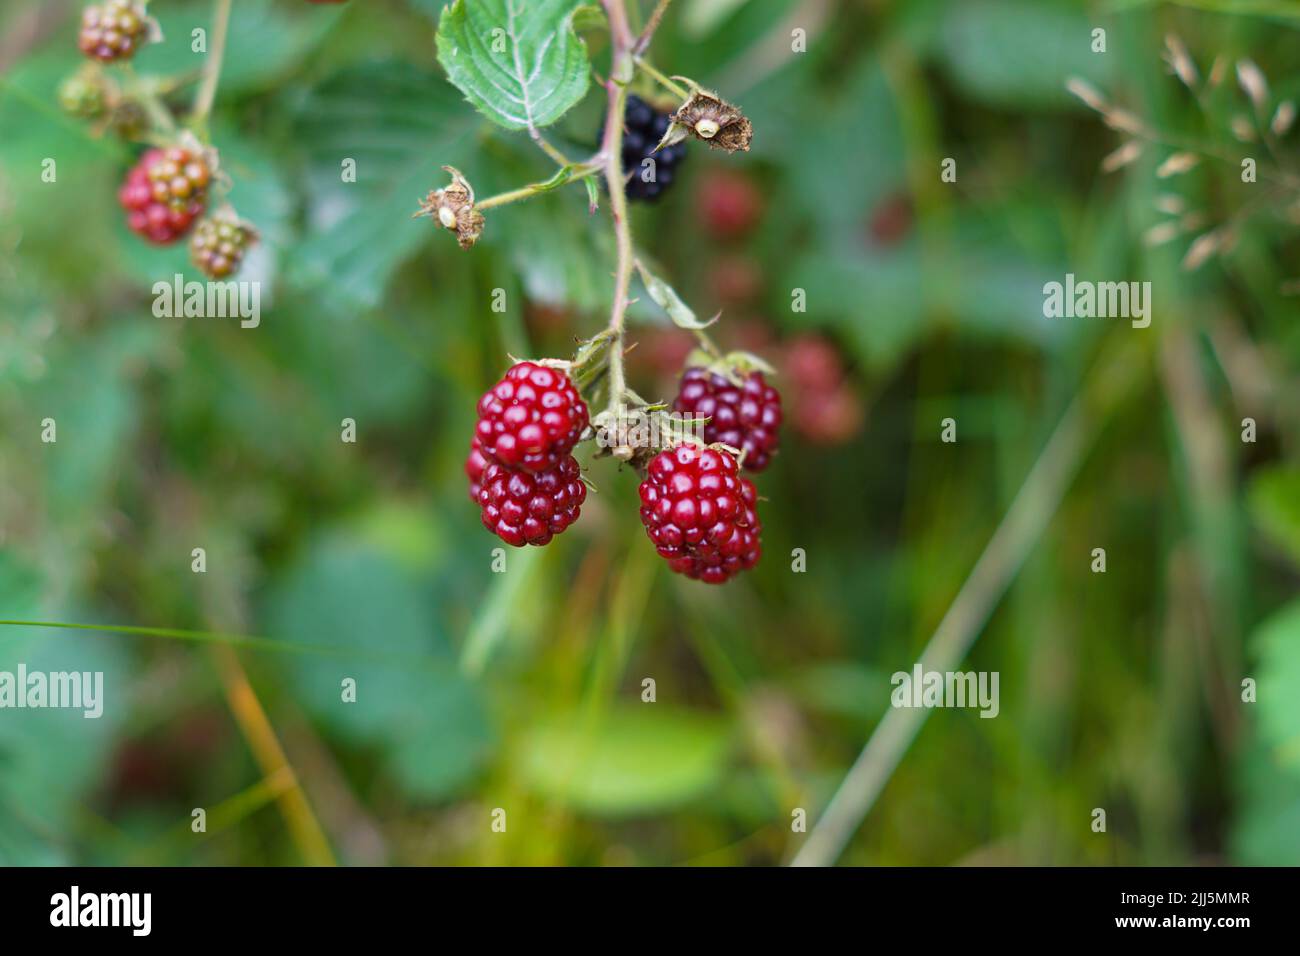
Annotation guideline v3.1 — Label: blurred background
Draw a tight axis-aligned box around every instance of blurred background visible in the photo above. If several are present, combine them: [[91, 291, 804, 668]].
[[1, 0, 1298, 866]]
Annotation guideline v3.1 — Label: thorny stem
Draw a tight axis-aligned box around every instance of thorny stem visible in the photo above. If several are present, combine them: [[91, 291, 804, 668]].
[[633, 0, 673, 57], [190, 0, 231, 128], [600, 0, 637, 415], [635, 56, 689, 100]]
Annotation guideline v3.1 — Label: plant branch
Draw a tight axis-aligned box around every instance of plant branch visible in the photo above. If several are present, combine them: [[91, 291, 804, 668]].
[[634, 56, 689, 100], [475, 162, 601, 211], [190, 0, 231, 128], [599, 0, 637, 413], [633, 0, 673, 57], [529, 127, 573, 166]]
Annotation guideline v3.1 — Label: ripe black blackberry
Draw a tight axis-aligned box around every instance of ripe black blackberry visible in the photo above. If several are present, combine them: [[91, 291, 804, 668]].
[[621, 95, 687, 203]]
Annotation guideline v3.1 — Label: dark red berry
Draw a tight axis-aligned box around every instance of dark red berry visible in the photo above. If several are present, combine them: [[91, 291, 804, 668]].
[[672, 367, 782, 472], [698, 170, 763, 238], [638, 445, 761, 584], [479, 455, 586, 547], [475, 361, 589, 473], [466, 436, 488, 503], [119, 147, 211, 244], [78, 0, 149, 63]]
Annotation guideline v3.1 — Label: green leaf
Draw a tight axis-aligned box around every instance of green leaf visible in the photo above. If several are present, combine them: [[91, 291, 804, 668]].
[[436, 0, 592, 131], [634, 261, 717, 331], [291, 62, 478, 311], [1252, 599, 1300, 769], [519, 706, 732, 815], [1248, 465, 1300, 568]]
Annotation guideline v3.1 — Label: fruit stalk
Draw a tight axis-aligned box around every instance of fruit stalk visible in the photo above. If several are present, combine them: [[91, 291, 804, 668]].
[[599, 0, 636, 415], [191, 0, 231, 127]]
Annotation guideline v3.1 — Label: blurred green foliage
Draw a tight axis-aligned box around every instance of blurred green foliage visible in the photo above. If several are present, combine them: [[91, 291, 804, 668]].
[[0, 0, 1298, 866]]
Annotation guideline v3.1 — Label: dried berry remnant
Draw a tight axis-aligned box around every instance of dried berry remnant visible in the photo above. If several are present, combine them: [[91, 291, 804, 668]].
[[78, 0, 151, 63], [478, 455, 586, 547], [119, 147, 211, 244], [108, 99, 148, 140], [638, 445, 762, 583], [621, 95, 688, 203], [670, 88, 752, 153], [415, 166, 484, 249], [673, 367, 782, 472], [190, 212, 258, 279], [476, 361, 590, 473]]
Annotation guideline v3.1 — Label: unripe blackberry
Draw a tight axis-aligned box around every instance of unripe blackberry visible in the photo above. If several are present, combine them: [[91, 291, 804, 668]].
[[620, 95, 687, 203], [119, 147, 210, 244], [638, 445, 762, 583], [475, 361, 589, 473], [673, 367, 782, 472], [478, 455, 586, 547], [78, 0, 150, 63], [58, 71, 107, 119], [190, 213, 257, 279]]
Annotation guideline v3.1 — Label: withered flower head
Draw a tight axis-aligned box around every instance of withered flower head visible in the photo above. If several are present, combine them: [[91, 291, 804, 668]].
[[669, 88, 752, 153], [415, 165, 484, 249]]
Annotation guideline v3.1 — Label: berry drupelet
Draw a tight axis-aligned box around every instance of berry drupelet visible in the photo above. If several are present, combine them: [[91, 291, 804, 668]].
[[673, 367, 782, 472], [475, 362, 589, 473], [638, 445, 762, 584], [621, 95, 688, 203]]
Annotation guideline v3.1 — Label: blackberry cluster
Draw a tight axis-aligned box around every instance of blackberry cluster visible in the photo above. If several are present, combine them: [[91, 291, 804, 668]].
[[119, 147, 211, 244], [469, 362, 590, 547], [673, 368, 782, 472], [638, 445, 762, 584], [621, 95, 687, 203], [190, 214, 256, 279], [78, 0, 149, 63]]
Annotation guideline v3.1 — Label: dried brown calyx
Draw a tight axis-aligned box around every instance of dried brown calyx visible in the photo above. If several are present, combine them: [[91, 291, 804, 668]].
[[415, 165, 485, 249], [663, 88, 752, 153]]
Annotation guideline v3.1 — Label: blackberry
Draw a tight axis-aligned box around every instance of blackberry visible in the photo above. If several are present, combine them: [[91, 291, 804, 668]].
[[638, 445, 762, 584], [621, 95, 687, 203], [58, 71, 107, 120], [478, 455, 586, 547], [190, 212, 257, 279], [78, 0, 150, 63], [465, 436, 488, 503], [475, 361, 589, 473], [119, 147, 211, 244], [673, 367, 782, 472]]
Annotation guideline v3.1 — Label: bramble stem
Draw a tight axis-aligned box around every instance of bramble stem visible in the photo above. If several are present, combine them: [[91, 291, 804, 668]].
[[529, 128, 573, 167], [599, 0, 637, 414], [633, 0, 673, 56], [634, 57, 689, 100], [191, 0, 231, 127], [475, 162, 601, 211]]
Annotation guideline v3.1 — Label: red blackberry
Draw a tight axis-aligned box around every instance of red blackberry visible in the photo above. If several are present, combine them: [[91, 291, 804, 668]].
[[620, 95, 688, 203], [190, 212, 257, 279], [638, 445, 762, 584], [475, 362, 589, 473], [119, 147, 211, 244], [673, 367, 782, 472], [78, 1, 149, 63], [465, 436, 488, 503], [478, 455, 586, 547]]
